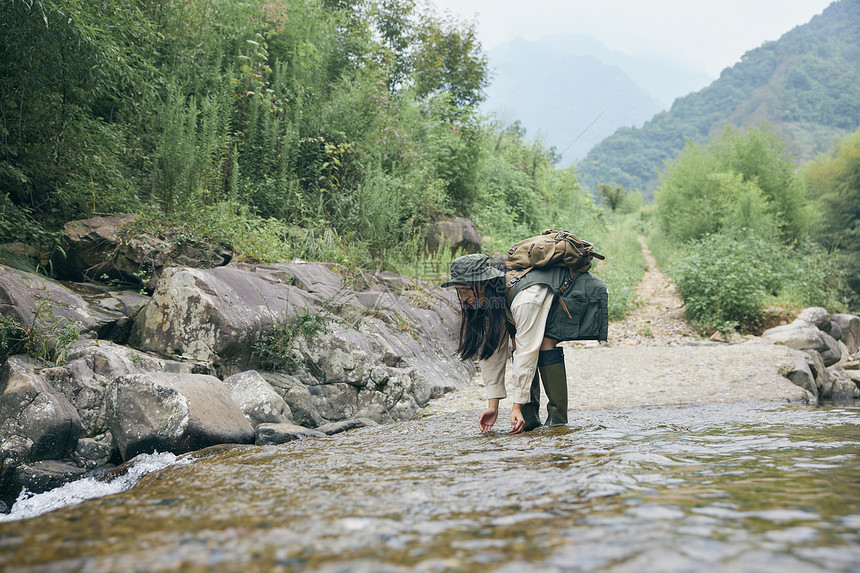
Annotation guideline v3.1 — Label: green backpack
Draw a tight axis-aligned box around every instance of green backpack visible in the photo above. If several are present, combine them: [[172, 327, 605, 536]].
[[505, 229, 609, 342]]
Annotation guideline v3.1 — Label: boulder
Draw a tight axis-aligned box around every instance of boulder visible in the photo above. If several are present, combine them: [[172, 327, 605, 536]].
[[782, 354, 818, 400], [223, 370, 291, 427], [797, 307, 831, 332], [37, 339, 170, 441], [72, 434, 116, 469], [0, 356, 84, 463], [51, 214, 231, 290], [308, 383, 393, 424], [260, 372, 324, 428], [105, 372, 255, 460], [820, 332, 845, 366], [824, 365, 860, 402], [255, 423, 326, 445], [800, 350, 832, 397], [12, 460, 87, 496], [833, 314, 860, 356], [761, 320, 842, 366], [316, 418, 379, 435], [130, 264, 318, 370], [424, 217, 481, 255], [0, 265, 126, 345], [130, 262, 472, 425], [49, 214, 137, 282], [0, 242, 39, 272], [830, 321, 843, 341]]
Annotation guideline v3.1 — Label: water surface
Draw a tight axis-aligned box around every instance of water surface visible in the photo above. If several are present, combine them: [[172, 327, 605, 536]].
[[1, 401, 858, 572]]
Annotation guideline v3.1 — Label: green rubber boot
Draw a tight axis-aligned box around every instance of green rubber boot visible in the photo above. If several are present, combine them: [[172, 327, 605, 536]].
[[538, 348, 568, 425], [520, 370, 542, 432]]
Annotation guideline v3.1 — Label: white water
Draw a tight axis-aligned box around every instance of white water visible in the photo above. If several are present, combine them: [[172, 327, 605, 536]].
[[0, 451, 192, 523]]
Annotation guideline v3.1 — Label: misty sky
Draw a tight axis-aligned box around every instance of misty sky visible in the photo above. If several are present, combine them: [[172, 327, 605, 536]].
[[428, 0, 835, 77]]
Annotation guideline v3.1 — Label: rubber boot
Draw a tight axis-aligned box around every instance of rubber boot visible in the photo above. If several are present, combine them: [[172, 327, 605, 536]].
[[520, 370, 542, 431], [538, 348, 568, 425]]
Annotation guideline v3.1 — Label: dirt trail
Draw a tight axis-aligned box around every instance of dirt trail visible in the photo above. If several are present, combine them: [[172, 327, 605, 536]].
[[604, 237, 700, 346], [425, 237, 809, 417]]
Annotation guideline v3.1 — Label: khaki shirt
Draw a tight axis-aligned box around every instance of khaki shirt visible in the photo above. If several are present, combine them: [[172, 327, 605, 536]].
[[480, 284, 554, 404]]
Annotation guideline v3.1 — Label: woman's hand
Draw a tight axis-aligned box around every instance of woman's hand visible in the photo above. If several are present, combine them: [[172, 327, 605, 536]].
[[478, 409, 498, 433], [509, 404, 525, 434], [478, 398, 500, 433]]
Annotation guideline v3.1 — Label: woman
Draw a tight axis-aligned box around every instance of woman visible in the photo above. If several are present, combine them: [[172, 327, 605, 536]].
[[441, 253, 568, 434]]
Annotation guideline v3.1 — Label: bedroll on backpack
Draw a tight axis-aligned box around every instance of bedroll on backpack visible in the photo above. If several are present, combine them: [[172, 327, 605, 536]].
[[506, 229, 604, 274]]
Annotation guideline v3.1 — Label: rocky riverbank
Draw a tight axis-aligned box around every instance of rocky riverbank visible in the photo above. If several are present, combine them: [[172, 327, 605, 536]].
[[0, 215, 476, 509]]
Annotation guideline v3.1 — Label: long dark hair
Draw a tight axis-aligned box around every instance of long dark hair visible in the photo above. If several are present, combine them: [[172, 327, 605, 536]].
[[456, 267, 509, 361]]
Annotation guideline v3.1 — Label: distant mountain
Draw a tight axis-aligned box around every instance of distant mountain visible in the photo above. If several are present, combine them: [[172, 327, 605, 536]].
[[536, 34, 713, 107], [481, 35, 713, 165], [577, 0, 860, 198]]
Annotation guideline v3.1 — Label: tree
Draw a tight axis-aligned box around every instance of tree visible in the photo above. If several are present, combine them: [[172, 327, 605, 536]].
[[655, 124, 810, 243], [410, 10, 489, 108], [805, 127, 860, 298], [597, 184, 626, 212], [0, 0, 154, 239]]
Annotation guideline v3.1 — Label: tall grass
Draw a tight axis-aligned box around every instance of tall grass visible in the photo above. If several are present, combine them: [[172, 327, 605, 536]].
[[592, 214, 648, 321]]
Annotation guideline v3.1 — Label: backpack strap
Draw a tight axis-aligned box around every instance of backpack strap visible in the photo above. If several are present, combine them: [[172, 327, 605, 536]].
[[555, 268, 584, 319], [505, 266, 534, 289]]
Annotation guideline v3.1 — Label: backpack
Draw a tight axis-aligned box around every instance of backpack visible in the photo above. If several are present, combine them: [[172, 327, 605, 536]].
[[505, 229, 609, 342], [505, 229, 604, 282]]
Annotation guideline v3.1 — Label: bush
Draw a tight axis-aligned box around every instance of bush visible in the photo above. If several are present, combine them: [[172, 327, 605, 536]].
[[669, 232, 848, 333], [0, 300, 79, 365]]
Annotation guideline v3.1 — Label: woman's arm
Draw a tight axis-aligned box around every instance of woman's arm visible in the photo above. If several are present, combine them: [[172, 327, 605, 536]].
[[508, 285, 555, 432], [477, 334, 509, 432]]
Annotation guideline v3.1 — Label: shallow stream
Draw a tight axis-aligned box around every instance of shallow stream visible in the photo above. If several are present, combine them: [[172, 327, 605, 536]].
[[1, 401, 858, 572]]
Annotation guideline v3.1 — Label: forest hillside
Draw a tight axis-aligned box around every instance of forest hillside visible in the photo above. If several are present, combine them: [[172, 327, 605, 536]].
[[577, 0, 860, 198]]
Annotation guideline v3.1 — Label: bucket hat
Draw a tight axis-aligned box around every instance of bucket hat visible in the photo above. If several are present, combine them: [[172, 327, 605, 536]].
[[441, 253, 505, 287]]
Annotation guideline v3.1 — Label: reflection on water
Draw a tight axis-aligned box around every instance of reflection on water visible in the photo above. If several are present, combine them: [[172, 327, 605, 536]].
[[0, 402, 858, 572]]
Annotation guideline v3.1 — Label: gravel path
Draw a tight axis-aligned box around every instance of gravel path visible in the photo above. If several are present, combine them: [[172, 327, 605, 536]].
[[424, 238, 809, 416]]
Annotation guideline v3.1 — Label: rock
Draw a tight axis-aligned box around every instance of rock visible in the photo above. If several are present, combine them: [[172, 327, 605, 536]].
[[797, 307, 831, 332], [0, 356, 85, 462], [830, 321, 843, 341], [782, 354, 818, 400], [72, 435, 116, 469], [130, 262, 471, 425], [801, 350, 832, 397], [40, 339, 167, 438], [260, 372, 324, 428], [824, 365, 860, 402], [51, 214, 231, 290], [130, 264, 318, 371], [223, 370, 291, 427], [819, 331, 844, 367], [761, 320, 842, 366], [315, 418, 379, 435], [255, 423, 326, 445], [424, 217, 481, 255], [105, 372, 255, 461], [833, 314, 860, 356], [50, 214, 138, 282], [0, 242, 38, 271], [0, 265, 126, 345], [12, 460, 86, 496]]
